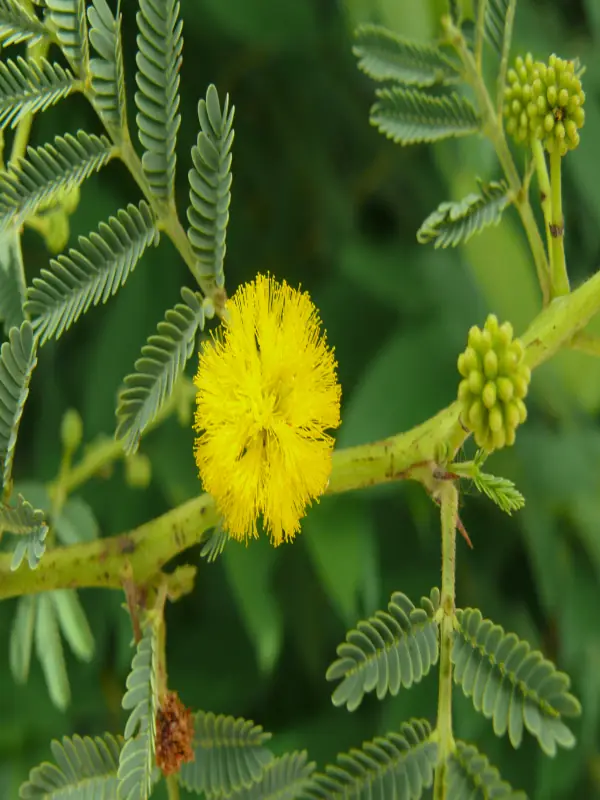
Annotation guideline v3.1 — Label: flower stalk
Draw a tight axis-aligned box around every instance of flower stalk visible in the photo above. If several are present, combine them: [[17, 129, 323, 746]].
[[433, 481, 458, 800], [443, 17, 551, 304], [549, 149, 569, 297]]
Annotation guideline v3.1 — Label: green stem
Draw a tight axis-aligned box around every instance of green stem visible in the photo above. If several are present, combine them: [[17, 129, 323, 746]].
[[530, 138, 553, 273], [474, 0, 487, 72], [5, 34, 51, 303], [496, 0, 517, 117], [49, 378, 195, 500], [549, 148, 569, 297], [116, 133, 225, 316], [166, 776, 180, 800], [3, 263, 600, 600], [433, 481, 458, 800], [445, 17, 550, 305], [9, 37, 50, 166]]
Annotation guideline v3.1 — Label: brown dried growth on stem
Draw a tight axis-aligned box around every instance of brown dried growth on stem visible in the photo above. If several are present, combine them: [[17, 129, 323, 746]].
[[155, 691, 195, 776]]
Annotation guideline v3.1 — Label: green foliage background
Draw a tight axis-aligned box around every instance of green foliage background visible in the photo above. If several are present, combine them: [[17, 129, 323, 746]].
[[2, 0, 600, 797]]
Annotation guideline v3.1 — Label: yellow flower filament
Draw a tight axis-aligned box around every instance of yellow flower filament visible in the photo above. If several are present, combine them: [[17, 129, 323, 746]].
[[193, 275, 341, 545]]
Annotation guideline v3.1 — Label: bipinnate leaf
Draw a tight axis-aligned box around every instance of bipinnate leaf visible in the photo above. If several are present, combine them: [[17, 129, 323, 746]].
[[453, 608, 581, 755], [485, 0, 515, 56], [448, 740, 527, 799], [10, 594, 36, 684], [46, 0, 89, 77], [135, 0, 183, 201], [472, 470, 525, 514], [51, 589, 95, 663], [115, 286, 205, 454], [0, 131, 113, 233], [0, 57, 76, 129], [118, 624, 158, 800], [178, 711, 273, 796], [0, 0, 46, 46], [187, 84, 234, 283], [35, 593, 70, 710], [0, 225, 26, 333], [10, 522, 48, 570], [19, 733, 123, 799], [353, 24, 459, 86], [88, 0, 127, 135], [222, 752, 316, 800], [0, 491, 45, 534], [417, 180, 510, 248], [370, 87, 480, 145], [1, 493, 48, 570], [326, 588, 440, 711], [26, 201, 158, 344], [304, 718, 437, 799], [0, 321, 38, 494]]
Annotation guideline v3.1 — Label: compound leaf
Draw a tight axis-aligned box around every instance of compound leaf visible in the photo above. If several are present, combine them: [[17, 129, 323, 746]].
[[221, 752, 316, 800], [19, 733, 123, 799], [178, 711, 273, 796], [0, 225, 26, 333], [326, 588, 440, 711], [26, 201, 158, 344], [453, 608, 581, 755], [46, 0, 89, 77], [0, 130, 113, 234], [187, 83, 234, 284], [0, 0, 46, 47], [1, 493, 48, 570], [472, 470, 525, 514], [0, 56, 76, 129], [35, 593, 70, 710], [135, 0, 182, 202], [88, 0, 127, 136], [371, 87, 480, 145], [115, 287, 205, 454], [304, 719, 437, 800], [10, 594, 36, 684], [353, 24, 459, 86], [0, 491, 44, 534], [485, 0, 515, 56], [51, 589, 95, 663], [448, 740, 527, 799], [417, 180, 510, 248], [117, 624, 158, 800], [0, 321, 38, 494]]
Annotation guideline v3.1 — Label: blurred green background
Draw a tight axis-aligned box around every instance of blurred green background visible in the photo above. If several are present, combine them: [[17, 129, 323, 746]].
[[2, 0, 600, 797]]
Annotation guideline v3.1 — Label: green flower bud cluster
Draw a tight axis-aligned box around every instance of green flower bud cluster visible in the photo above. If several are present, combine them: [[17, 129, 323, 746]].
[[504, 53, 585, 155], [457, 315, 530, 451]]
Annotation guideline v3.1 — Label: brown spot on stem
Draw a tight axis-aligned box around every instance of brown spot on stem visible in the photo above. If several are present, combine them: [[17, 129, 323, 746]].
[[118, 537, 136, 555], [549, 222, 564, 237], [155, 691, 195, 776]]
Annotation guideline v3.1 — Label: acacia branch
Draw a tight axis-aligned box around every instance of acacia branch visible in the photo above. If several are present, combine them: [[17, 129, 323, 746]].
[[2, 268, 600, 600]]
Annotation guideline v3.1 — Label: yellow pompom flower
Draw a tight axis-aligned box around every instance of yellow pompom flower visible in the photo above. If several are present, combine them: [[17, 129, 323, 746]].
[[193, 274, 341, 545]]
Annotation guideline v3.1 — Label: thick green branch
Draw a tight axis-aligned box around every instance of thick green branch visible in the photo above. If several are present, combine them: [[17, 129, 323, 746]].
[[2, 266, 600, 599], [0, 494, 219, 599]]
